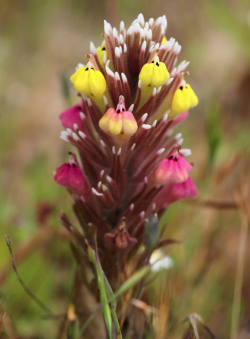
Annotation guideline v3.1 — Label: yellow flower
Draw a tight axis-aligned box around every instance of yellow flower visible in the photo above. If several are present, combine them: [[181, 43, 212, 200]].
[[170, 81, 198, 118], [139, 56, 170, 89], [99, 96, 138, 137], [161, 36, 167, 45], [96, 41, 107, 66], [70, 61, 106, 100]]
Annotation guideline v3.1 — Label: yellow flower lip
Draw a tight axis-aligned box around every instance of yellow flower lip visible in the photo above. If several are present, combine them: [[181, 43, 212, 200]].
[[170, 80, 198, 117], [139, 56, 170, 89], [70, 61, 106, 99], [96, 40, 107, 66], [99, 95, 138, 137]]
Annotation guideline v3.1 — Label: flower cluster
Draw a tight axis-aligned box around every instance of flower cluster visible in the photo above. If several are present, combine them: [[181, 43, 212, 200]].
[[55, 13, 198, 280]]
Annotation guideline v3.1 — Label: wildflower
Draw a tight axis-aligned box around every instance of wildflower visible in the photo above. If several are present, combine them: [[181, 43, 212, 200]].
[[155, 146, 193, 184], [54, 153, 87, 196], [99, 95, 138, 137], [59, 102, 85, 130], [170, 80, 198, 118], [70, 61, 106, 100], [139, 56, 170, 89]]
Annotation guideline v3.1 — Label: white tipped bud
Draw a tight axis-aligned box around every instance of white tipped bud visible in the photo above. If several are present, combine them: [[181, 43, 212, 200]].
[[157, 148, 165, 155], [115, 72, 121, 81], [119, 34, 124, 44], [141, 40, 147, 51], [80, 112, 85, 120], [103, 53, 107, 64], [72, 133, 79, 141], [128, 104, 134, 112], [138, 13, 145, 26], [104, 20, 112, 35], [141, 113, 148, 122], [113, 27, 118, 38], [148, 18, 154, 27], [73, 123, 78, 131], [180, 149, 192, 157], [60, 131, 70, 142], [121, 72, 128, 83], [163, 112, 169, 121], [142, 124, 151, 130], [106, 61, 114, 77], [120, 21, 125, 32], [133, 22, 140, 33], [127, 26, 133, 36], [78, 131, 86, 139], [92, 187, 103, 196], [115, 46, 121, 58], [100, 140, 106, 147], [90, 42, 96, 54], [139, 211, 145, 219]]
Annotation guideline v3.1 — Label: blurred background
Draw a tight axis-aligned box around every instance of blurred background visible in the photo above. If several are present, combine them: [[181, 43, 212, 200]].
[[0, 0, 250, 338]]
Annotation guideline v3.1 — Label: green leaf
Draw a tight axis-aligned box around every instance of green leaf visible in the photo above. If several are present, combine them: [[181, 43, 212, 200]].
[[114, 266, 151, 299], [86, 243, 113, 339]]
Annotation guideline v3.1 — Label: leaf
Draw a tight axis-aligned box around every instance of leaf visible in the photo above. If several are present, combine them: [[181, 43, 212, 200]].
[[86, 243, 113, 339], [114, 266, 151, 299]]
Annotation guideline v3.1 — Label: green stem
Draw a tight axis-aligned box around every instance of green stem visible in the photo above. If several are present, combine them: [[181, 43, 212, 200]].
[[111, 307, 123, 339]]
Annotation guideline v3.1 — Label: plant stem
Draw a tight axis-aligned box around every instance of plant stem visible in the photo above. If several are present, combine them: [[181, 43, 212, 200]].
[[111, 307, 123, 339], [230, 208, 249, 339]]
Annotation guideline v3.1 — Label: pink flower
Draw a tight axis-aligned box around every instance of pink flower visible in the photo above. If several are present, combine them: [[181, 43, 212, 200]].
[[54, 153, 86, 196], [59, 101, 86, 130], [155, 177, 198, 208], [155, 146, 193, 184], [99, 95, 138, 137]]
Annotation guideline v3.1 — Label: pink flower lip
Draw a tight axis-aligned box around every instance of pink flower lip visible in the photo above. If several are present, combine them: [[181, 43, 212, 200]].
[[54, 153, 85, 195], [156, 146, 193, 184], [59, 101, 86, 130]]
